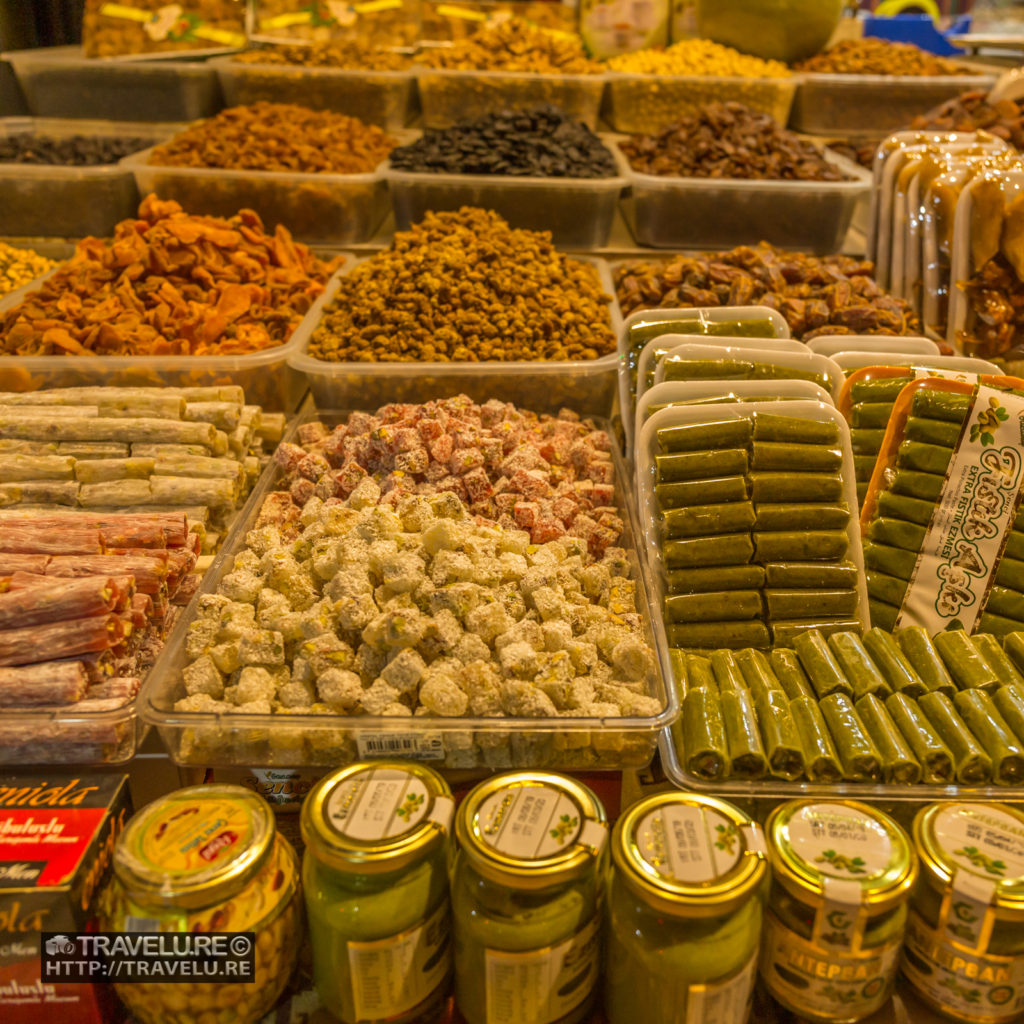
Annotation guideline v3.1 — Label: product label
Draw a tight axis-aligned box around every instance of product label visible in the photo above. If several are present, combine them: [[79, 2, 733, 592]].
[[477, 786, 604, 860], [348, 900, 450, 1021], [762, 910, 898, 1018], [325, 767, 452, 842], [98, 3, 245, 46], [786, 803, 894, 882], [934, 805, 1024, 885], [355, 731, 444, 761], [635, 804, 743, 884], [914, 368, 980, 383], [484, 915, 599, 1024], [896, 385, 1024, 633], [685, 951, 757, 1024], [902, 909, 1024, 1022]]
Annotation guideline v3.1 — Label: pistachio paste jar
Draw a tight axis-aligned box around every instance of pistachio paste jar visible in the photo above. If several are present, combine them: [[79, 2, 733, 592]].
[[452, 771, 608, 1024], [99, 784, 302, 1024], [760, 799, 917, 1024], [301, 761, 455, 1024], [604, 793, 769, 1024], [902, 802, 1024, 1023]]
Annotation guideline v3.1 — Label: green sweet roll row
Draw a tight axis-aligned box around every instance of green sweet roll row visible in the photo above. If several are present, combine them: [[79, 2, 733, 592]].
[[660, 358, 830, 389]]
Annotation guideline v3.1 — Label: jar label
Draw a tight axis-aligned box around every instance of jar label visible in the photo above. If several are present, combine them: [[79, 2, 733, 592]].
[[477, 785, 590, 860], [325, 767, 443, 841], [636, 804, 742, 884], [348, 900, 451, 1021], [761, 910, 899, 1018], [484, 914, 600, 1024], [933, 804, 1024, 885], [685, 950, 757, 1024], [785, 802, 894, 881], [902, 908, 1024, 1022]]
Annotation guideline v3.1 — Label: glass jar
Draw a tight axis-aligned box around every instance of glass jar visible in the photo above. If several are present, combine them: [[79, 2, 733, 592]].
[[760, 799, 917, 1024], [452, 771, 608, 1024], [605, 793, 769, 1024], [99, 783, 302, 1024], [902, 802, 1024, 1023], [301, 761, 454, 1024]]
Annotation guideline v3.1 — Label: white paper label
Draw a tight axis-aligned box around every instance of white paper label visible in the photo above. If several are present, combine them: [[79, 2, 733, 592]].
[[477, 785, 596, 860], [685, 951, 757, 1024], [484, 915, 600, 1024], [325, 767, 445, 840], [935, 804, 1024, 885], [914, 368, 980, 384], [896, 386, 1024, 633], [356, 730, 444, 761], [348, 901, 451, 1021], [636, 805, 742, 885], [786, 803, 894, 880]]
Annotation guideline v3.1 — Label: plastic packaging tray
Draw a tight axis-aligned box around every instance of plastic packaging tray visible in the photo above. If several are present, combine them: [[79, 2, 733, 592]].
[[790, 70, 998, 137], [806, 335, 940, 357], [0, 58, 26, 116], [415, 68, 606, 129], [601, 72, 796, 134], [121, 146, 389, 246], [382, 142, 629, 249], [832, 352, 1001, 374], [614, 141, 871, 254], [289, 257, 621, 416], [3, 45, 224, 122], [0, 117, 173, 238], [211, 56, 418, 130], [140, 409, 678, 769]]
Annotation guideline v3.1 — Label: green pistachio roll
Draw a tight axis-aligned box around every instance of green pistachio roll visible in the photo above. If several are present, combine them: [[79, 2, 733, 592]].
[[793, 629, 854, 699], [829, 631, 893, 701], [789, 695, 844, 783], [681, 687, 731, 782], [770, 649, 817, 701], [819, 692, 883, 783], [884, 692, 955, 785], [720, 687, 767, 779], [863, 627, 927, 698], [918, 691, 993, 785], [953, 689, 1024, 785], [855, 693, 922, 784]]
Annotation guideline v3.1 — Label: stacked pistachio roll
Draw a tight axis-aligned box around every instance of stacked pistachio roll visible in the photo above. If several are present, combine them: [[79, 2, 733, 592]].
[[655, 410, 860, 650], [675, 624, 1024, 787], [863, 386, 1024, 634]]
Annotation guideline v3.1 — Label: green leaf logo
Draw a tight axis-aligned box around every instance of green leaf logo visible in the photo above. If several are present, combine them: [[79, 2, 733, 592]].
[[395, 792, 424, 820], [954, 845, 1006, 876], [550, 814, 579, 845], [816, 849, 867, 875]]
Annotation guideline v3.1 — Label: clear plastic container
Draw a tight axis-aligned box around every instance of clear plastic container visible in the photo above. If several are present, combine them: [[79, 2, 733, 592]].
[[3, 45, 224, 122], [415, 68, 606, 130], [289, 257, 622, 416], [211, 56, 418, 130], [382, 145, 629, 250], [831, 352, 1001, 374], [0, 58, 27, 116], [790, 71, 998, 137], [121, 146, 388, 246], [0, 117, 173, 238], [614, 141, 871, 254], [602, 72, 795, 134], [805, 335, 940, 357], [141, 409, 676, 770]]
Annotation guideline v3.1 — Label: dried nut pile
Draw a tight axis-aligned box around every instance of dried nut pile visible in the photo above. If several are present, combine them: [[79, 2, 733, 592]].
[[177, 399, 658, 729], [960, 254, 1024, 358], [912, 89, 1024, 150], [309, 207, 615, 363], [82, 0, 244, 57], [414, 17, 602, 74], [1, 195, 341, 357], [389, 106, 617, 177], [232, 42, 413, 71], [0, 242, 55, 297], [607, 38, 790, 78], [793, 38, 975, 76], [615, 243, 920, 340], [620, 102, 845, 181], [0, 133, 152, 166], [149, 103, 395, 174]]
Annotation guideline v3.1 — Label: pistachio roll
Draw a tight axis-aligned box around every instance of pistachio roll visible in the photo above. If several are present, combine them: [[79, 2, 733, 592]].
[[789, 695, 844, 783], [820, 692, 883, 783], [885, 692, 955, 785], [918, 691, 993, 785], [855, 693, 922, 784]]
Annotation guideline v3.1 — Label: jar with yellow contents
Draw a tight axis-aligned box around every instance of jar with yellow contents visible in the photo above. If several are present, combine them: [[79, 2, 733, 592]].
[[759, 800, 917, 1024], [301, 761, 454, 1024], [902, 802, 1024, 1023], [451, 771, 608, 1024], [99, 784, 302, 1024], [605, 793, 769, 1024]]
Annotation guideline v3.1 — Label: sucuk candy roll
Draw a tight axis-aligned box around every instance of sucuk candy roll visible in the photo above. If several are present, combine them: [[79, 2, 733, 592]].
[[869, 599, 899, 632], [862, 541, 917, 580], [664, 533, 755, 568], [667, 620, 771, 650], [665, 565, 766, 595], [890, 469, 944, 503], [903, 416, 962, 448], [993, 683, 1024, 750], [753, 530, 849, 562], [982, 586, 1024, 624], [749, 472, 844, 503], [662, 501, 756, 538], [869, 517, 926, 552], [1003, 631, 1024, 675], [764, 589, 859, 619], [851, 402, 897, 429], [876, 490, 935, 527], [851, 428, 887, 454], [978, 610, 1024, 639], [895, 627, 957, 697], [751, 413, 840, 444], [655, 448, 749, 483], [910, 389, 973, 423], [685, 653, 717, 694], [850, 377, 913, 403], [750, 441, 843, 473], [753, 504, 850, 532], [764, 561, 859, 589], [866, 569, 908, 610], [895, 440, 953, 476], [854, 454, 879, 481], [657, 419, 753, 452], [656, 476, 750, 509], [664, 590, 764, 623], [734, 648, 785, 703]]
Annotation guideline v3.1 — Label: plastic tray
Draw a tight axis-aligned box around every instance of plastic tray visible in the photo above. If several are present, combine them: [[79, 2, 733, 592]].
[[805, 335, 940, 357], [3, 45, 224, 122], [211, 56, 418, 130], [415, 67, 606, 129], [790, 70, 998, 137], [601, 72, 796, 134], [0, 117, 173, 238], [0, 58, 26, 116], [140, 409, 678, 770], [121, 147, 389, 246], [382, 140, 628, 249], [289, 256, 622, 416], [831, 352, 1001, 374], [615, 141, 871, 254]]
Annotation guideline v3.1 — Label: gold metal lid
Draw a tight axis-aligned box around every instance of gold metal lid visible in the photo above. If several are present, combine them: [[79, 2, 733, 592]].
[[455, 771, 607, 890], [301, 761, 453, 875], [766, 800, 917, 912], [113, 784, 274, 911], [612, 793, 768, 918], [915, 802, 1024, 917]]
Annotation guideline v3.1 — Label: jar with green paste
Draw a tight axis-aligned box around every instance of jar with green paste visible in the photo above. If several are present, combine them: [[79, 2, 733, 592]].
[[301, 761, 454, 1024], [605, 793, 769, 1024], [903, 802, 1024, 1023], [452, 771, 608, 1024], [760, 799, 917, 1023]]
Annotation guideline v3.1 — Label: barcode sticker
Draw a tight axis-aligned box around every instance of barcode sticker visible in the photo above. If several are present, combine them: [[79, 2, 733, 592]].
[[356, 732, 445, 761]]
